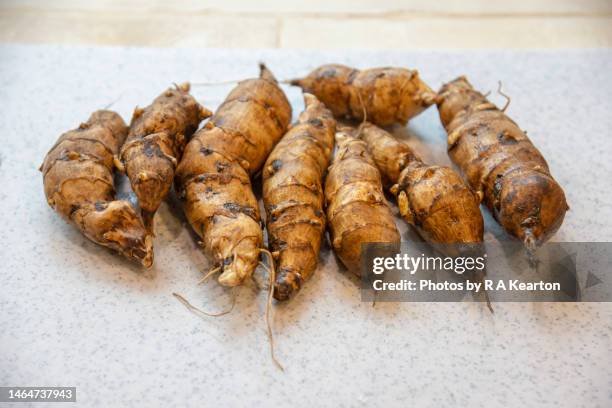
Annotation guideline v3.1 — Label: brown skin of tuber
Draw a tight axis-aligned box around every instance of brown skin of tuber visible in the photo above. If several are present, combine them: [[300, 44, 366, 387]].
[[360, 123, 484, 246], [325, 130, 400, 274], [176, 65, 292, 287], [290, 64, 436, 127], [41, 110, 153, 267], [436, 76, 568, 246], [263, 93, 336, 301], [120, 83, 211, 228]]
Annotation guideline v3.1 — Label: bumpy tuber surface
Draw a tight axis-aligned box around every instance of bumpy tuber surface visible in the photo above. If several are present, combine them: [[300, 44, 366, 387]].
[[176, 65, 292, 286], [120, 83, 211, 228], [290, 64, 436, 126], [325, 129, 400, 274], [263, 93, 336, 301], [437, 76, 568, 247], [359, 123, 484, 246], [41, 110, 153, 267]]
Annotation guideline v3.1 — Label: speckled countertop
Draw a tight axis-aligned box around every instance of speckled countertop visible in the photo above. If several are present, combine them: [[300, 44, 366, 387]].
[[0, 45, 610, 407]]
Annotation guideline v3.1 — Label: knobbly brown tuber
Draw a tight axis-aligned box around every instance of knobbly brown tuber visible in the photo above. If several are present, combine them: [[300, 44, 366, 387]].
[[290, 64, 436, 126], [176, 64, 292, 287], [437, 76, 568, 247], [41, 110, 153, 267], [119, 83, 211, 228], [359, 123, 484, 246], [325, 129, 400, 274], [263, 93, 336, 301]]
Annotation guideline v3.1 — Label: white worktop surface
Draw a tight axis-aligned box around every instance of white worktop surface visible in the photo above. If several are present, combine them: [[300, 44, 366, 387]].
[[0, 45, 610, 407]]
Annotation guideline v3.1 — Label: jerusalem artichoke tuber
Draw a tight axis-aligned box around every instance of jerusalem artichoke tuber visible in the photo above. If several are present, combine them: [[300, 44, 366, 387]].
[[290, 64, 436, 126], [119, 83, 211, 228], [175, 64, 292, 286], [436, 76, 568, 247], [359, 123, 484, 246], [263, 93, 336, 301], [325, 129, 400, 273], [41, 110, 153, 267]]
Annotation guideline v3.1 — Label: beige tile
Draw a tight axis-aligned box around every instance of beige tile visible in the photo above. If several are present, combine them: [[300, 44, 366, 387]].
[[280, 16, 612, 49], [1, 2, 611, 49], [0, 10, 277, 48], [2, 0, 612, 15]]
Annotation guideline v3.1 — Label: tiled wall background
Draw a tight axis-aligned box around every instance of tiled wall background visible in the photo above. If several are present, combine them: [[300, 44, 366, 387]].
[[1, 0, 611, 48]]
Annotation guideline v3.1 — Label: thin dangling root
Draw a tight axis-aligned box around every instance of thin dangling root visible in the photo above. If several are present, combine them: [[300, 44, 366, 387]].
[[259, 248, 284, 372], [474, 270, 494, 314], [191, 79, 244, 87], [524, 230, 537, 253], [198, 266, 222, 285], [103, 92, 125, 109], [497, 80, 511, 112], [354, 89, 368, 139], [202, 246, 238, 286], [172, 289, 236, 318], [523, 229, 539, 268], [484, 289, 494, 314]]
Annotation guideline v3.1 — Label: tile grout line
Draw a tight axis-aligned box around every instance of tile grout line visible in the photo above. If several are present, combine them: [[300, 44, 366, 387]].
[[1, 7, 612, 20]]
